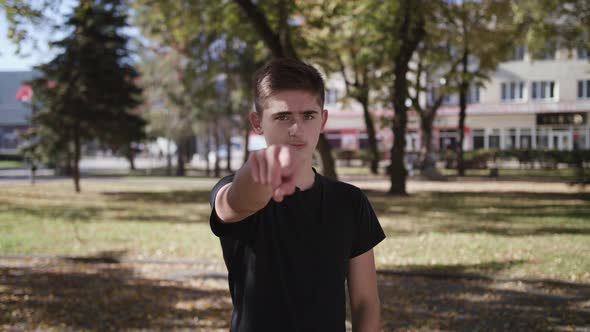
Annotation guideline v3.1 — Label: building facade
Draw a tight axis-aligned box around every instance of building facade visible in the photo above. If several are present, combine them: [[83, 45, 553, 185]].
[[0, 71, 35, 154], [323, 46, 590, 154]]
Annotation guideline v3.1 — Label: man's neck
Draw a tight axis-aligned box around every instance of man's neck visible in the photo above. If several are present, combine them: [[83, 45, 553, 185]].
[[292, 163, 315, 191]]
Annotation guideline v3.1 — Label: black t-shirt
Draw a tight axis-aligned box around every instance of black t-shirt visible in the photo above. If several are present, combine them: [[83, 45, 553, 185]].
[[209, 169, 385, 332]]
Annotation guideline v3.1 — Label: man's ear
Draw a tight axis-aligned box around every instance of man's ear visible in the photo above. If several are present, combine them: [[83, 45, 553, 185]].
[[320, 110, 329, 132], [249, 111, 263, 134]]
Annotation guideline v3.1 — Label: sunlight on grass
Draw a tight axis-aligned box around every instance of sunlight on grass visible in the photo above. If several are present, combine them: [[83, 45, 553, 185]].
[[1, 177, 589, 282], [0, 161, 23, 168], [370, 191, 590, 281], [0, 180, 223, 261]]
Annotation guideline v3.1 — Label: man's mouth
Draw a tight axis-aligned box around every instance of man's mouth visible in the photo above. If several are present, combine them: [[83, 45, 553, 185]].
[[290, 142, 307, 149]]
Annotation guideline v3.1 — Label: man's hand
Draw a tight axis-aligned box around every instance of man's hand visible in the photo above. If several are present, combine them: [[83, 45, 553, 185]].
[[248, 145, 300, 202]]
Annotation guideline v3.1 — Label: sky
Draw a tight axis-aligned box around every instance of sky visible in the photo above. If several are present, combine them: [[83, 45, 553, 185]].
[[0, 13, 58, 72], [1, 16, 38, 71], [1, 2, 142, 72], [0, 0, 81, 72]]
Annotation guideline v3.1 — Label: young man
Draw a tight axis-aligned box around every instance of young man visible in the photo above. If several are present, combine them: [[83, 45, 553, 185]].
[[210, 58, 385, 331]]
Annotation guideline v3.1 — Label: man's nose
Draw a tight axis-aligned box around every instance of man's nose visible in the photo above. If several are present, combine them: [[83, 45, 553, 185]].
[[288, 120, 304, 137]]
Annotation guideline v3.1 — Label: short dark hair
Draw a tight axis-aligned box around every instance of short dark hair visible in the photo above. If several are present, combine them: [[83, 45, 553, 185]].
[[253, 58, 325, 113]]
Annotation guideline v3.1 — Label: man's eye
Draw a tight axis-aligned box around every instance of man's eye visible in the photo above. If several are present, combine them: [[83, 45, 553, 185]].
[[276, 115, 289, 121], [304, 114, 315, 120]]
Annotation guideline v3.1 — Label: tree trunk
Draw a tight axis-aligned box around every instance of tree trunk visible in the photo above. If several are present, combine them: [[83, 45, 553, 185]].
[[186, 135, 195, 167], [360, 94, 380, 175], [388, 0, 425, 195], [225, 131, 232, 173], [126, 145, 136, 171], [389, 108, 408, 195], [73, 126, 81, 193], [317, 134, 337, 179], [166, 137, 172, 176], [418, 110, 447, 181], [205, 129, 211, 177], [243, 125, 250, 166], [176, 138, 185, 176], [419, 112, 436, 169], [457, 48, 469, 177], [214, 123, 221, 178]]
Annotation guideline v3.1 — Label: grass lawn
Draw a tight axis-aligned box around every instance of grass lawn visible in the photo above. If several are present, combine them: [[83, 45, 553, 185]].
[[0, 161, 23, 168], [439, 167, 578, 179], [1, 177, 589, 282]]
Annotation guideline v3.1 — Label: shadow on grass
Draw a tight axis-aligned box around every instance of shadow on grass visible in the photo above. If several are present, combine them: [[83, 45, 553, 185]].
[[102, 189, 212, 205], [0, 204, 107, 221], [379, 260, 528, 277], [0, 263, 231, 331], [367, 191, 590, 237], [378, 264, 590, 331], [0, 190, 214, 224], [3, 256, 588, 332], [61, 250, 129, 264]]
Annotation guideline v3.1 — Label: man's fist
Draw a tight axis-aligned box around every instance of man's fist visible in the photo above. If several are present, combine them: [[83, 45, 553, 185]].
[[248, 145, 300, 202]]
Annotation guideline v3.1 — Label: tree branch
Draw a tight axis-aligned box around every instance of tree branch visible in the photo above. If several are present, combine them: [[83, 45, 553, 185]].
[[233, 0, 298, 59]]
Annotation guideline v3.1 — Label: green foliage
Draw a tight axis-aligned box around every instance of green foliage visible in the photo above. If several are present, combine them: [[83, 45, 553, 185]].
[[512, 0, 590, 56], [0, 0, 62, 54], [443, 0, 521, 90], [27, 0, 145, 186]]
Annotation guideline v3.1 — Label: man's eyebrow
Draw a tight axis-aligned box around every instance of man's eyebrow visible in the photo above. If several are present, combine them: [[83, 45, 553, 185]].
[[272, 110, 319, 116]]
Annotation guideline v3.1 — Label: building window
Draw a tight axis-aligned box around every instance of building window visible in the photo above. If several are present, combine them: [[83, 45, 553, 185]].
[[488, 129, 500, 149], [442, 93, 454, 105], [520, 128, 532, 149], [325, 132, 341, 148], [536, 129, 549, 149], [359, 133, 369, 149], [439, 129, 457, 150], [532, 42, 556, 60], [578, 46, 589, 60], [574, 128, 588, 149], [501, 81, 525, 101], [472, 129, 485, 149], [466, 85, 480, 104], [578, 80, 590, 99], [531, 81, 556, 100], [509, 45, 525, 61], [505, 128, 517, 149]]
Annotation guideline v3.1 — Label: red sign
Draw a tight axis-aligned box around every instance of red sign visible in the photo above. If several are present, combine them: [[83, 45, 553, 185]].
[[15, 84, 33, 102]]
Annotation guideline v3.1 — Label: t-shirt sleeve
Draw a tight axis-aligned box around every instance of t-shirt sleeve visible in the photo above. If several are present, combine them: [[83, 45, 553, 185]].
[[209, 174, 254, 238], [350, 191, 386, 258]]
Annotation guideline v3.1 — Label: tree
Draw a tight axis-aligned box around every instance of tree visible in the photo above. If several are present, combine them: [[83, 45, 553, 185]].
[[379, 0, 426, 195], [233, 0, 338, 179], [407, 3, 461, 176], [408, 48, 459, 177], [28, 0, 144, 192], [444, 0, 519, 176], [302, 0, 388, 175], [134, 0, 262, 177]]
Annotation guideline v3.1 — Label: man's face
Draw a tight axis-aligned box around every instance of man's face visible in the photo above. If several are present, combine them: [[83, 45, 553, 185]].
[[250, 89, 328, 164]]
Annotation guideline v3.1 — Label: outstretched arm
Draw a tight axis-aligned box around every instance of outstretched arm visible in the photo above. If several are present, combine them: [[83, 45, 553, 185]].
[[215, 145, 298, 223]]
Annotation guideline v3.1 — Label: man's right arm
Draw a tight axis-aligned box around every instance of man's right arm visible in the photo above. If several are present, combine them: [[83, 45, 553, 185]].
[[214, 145, 297, 223], [214, 160, 273, 223]]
